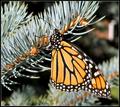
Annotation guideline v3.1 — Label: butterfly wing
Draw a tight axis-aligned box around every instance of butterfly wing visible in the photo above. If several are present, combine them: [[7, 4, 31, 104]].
[[74, 48, 111, 98], [51, 41, 92, 92], [51, 41, 111, 98], [82, 65, 111, 98]]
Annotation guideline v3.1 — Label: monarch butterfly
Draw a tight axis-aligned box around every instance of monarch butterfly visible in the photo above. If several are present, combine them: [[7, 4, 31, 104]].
[[49, 16, 111, 98]]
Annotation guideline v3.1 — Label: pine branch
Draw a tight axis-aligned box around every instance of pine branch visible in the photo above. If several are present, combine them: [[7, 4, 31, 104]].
[[98, 52, 119, 78], [1, 1, 105, 91], [1, 1, 33, 42], [8, 85, 35, 106]]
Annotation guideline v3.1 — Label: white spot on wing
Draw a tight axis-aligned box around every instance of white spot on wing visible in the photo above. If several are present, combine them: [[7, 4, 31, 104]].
[[89, 60, 93, 64], [88, 69, 91, 71], [84, 53, 87, 56], [60, 87, 62, 89], [87, 76, 89, 79], [88, 73, 91, 78], [104, 89, 106, 92], [68, 86, 70, 88], [82, 86, 84, 89], [59, 45, 62, 48], [63, 85, 65, 88], [63, 89, 65, 91], [74, 89, 77, 91], [85, 58, 88, 62], [86, 66, 88, 69], [87, 80, 90, 83], [95, 89, 98, 92], [72, 47, 76, 51], [78, 55, 82, 59], [75, 86, 78, 89], [66, 89, 69, 92], [106, 84, 109, 89], [89, 64, 93, 68], [89, 85, 92, 88], [94, 71, 100, 76]]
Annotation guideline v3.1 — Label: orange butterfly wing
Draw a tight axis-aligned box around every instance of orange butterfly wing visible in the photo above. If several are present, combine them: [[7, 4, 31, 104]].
[[51, 41, 92, 92], [82, 67, 111, 98], [51, 41, 111, 98], [78, 51, 111, 98]]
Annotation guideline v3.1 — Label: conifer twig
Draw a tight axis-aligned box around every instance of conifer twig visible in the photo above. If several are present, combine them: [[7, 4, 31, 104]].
[[1, 1, 105, 91], [1, 1, 33, 42]]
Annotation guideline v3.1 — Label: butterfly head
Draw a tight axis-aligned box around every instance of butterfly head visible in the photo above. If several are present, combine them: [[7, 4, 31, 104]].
[[50, 29, 63, 49]]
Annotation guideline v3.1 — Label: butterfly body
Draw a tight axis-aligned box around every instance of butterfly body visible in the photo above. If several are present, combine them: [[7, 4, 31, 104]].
[[50, 28, 111, 98], [50, 29, 92, 90]]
